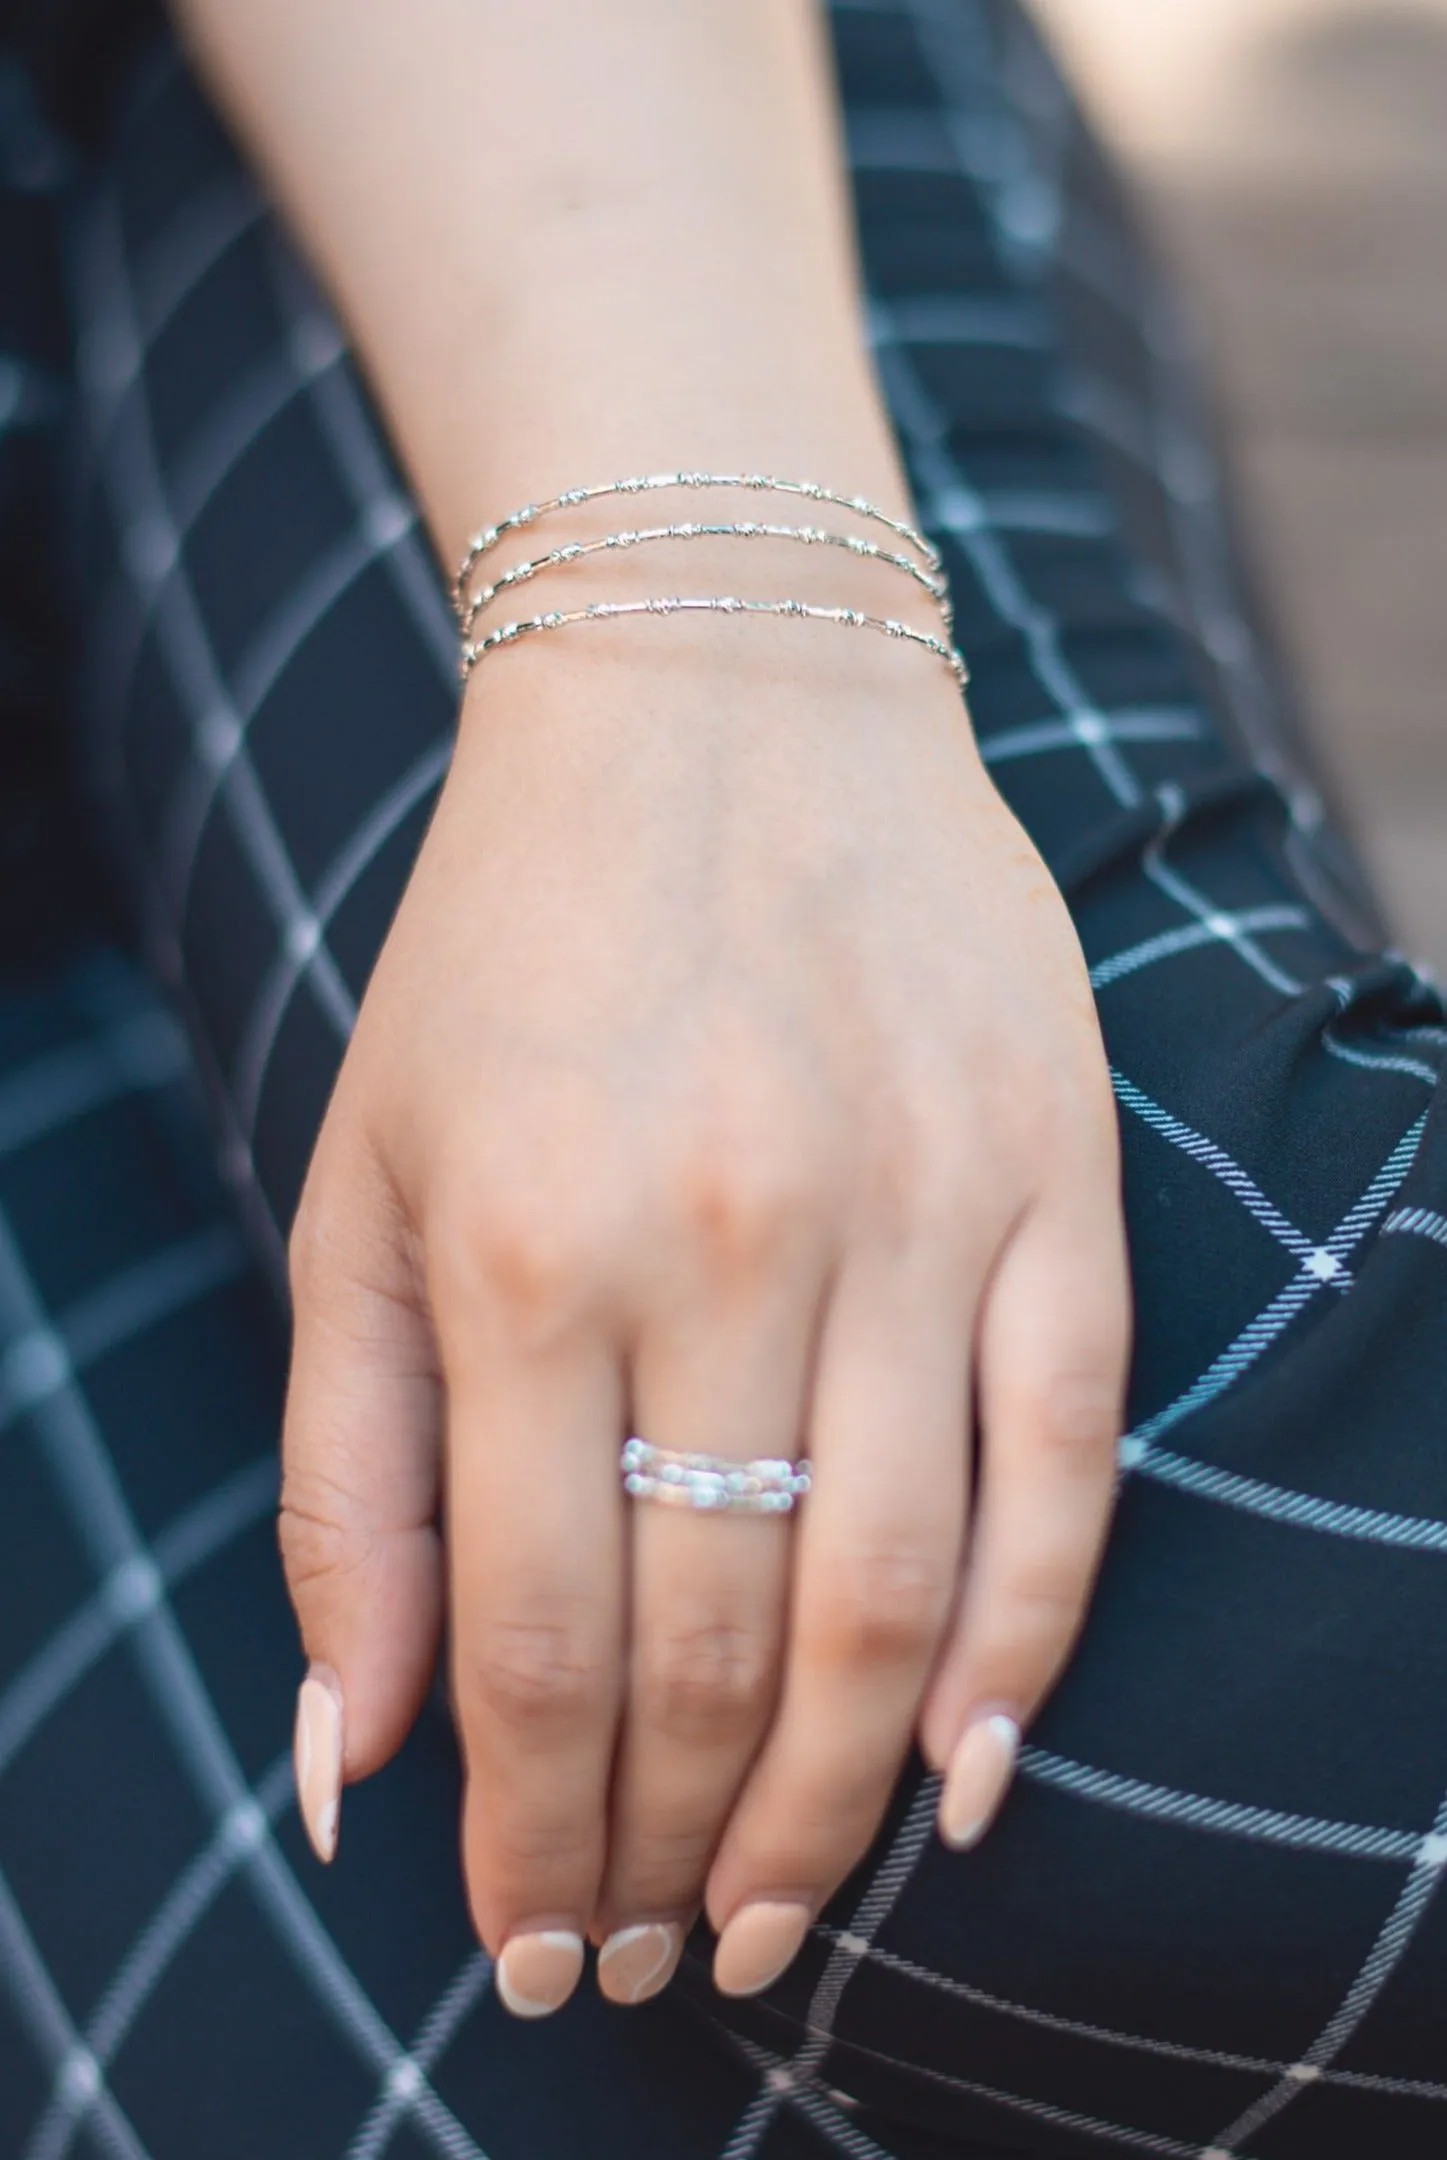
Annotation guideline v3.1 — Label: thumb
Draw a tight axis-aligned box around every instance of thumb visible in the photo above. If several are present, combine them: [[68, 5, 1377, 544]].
[[281, 1125, 444, 1862]]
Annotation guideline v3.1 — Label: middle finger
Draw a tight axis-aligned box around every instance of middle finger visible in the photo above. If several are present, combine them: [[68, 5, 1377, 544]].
[[703, 1232, 978, 1995]]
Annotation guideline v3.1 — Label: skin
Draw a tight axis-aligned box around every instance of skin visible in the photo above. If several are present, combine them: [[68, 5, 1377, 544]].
[[174, 0, 1132, 2006]]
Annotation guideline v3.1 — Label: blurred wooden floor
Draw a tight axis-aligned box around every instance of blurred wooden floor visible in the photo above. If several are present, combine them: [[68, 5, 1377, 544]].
[[1032, 0, 1447, 973]]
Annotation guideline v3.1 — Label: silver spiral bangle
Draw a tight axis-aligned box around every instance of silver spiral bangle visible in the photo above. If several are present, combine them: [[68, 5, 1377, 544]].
[[451, 471, 944, 617], [459, 594, 969, 687], [459, 517, 953, 639]]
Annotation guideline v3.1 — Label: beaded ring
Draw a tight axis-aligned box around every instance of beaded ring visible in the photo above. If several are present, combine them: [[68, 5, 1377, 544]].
[[620, 1436, 813, 1516]]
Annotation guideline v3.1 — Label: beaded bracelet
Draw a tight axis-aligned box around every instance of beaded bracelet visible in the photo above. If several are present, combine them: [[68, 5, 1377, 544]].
[[451, 471, 944, 620], [459, 517, 953, 640], [459, 593, 969, 687]]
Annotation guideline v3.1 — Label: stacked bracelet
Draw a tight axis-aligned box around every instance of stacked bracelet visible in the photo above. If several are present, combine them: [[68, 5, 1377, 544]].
[[459, 518, 953, 638], [451, 472, 966, 690], [464, 595, 967, 685], [452, 471, 944, 606]]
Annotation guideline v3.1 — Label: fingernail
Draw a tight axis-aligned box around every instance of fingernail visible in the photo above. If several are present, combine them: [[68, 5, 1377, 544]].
[[939, 1711, 1020, 1851], [293, 1664, 344, 1864], [597, 1921, 685, 2006], [495, 1930, 585, 2018], [713, 1901, 812, 1997]]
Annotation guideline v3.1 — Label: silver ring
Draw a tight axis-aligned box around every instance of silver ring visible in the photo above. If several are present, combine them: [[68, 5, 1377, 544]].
[[620, 1436, 812, 1515]]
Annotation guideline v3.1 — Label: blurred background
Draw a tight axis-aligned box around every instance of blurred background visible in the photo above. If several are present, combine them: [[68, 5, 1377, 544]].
[[1033, 0, 1447, 974]]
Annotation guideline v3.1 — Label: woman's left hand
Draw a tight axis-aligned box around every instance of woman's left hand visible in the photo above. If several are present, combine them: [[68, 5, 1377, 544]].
[[278, 600, 1131, 2014]]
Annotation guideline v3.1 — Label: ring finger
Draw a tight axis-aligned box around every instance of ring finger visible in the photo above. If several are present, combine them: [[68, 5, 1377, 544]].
[[594, 1269, 826, 2004]]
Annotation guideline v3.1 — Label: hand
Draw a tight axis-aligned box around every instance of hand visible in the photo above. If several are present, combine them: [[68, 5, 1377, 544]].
[[280, 595, 1130, 2015]]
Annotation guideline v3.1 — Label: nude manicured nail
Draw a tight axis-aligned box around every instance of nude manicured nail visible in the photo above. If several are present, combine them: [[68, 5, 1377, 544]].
[[939, 1711, 1020, 1851], [495, 1931, 585, 2018], [713, 1902, 812, 1997], [293, 1665, 344, 1864], [597, 1922, 684, 2006]]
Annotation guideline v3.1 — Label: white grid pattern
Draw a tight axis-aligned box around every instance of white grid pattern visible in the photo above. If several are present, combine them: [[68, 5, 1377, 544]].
[[1207, 1787, 1447, 2153], [1, 43, 481, 2157], [720, 1780, 942, 2160], [0, 1007, 185, 1161], [0, 1207, 492, 2160], [230, 737, 451, 1140], [1383, 1207, 1447, 1253], [0, 1456, 277, 1785], [0, 1869, 152, 2160], [79, 173, 460, 1286], [815, 1926, 1447, 2106], [873, 326, 1148, 809], [1141, 782, 1305, 997], [83, 250, 406, 1273], [23, 1751, 296, 2160], [709, 3, 1447, 2152], [1, 1, 1443, 2155], [1121, 1108, 1426, 1459]]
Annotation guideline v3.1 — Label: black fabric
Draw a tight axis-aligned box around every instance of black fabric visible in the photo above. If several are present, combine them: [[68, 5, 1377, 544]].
[[2, 5, 1447, 2157], [0, 0, 160, 147], [0, 48, 117, 970]]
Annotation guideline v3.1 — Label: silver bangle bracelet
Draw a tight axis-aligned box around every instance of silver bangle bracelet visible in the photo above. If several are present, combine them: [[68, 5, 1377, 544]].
[[459, 593, 970, 687], [460, 518, 953, 639], [452, 471, 944, 616]]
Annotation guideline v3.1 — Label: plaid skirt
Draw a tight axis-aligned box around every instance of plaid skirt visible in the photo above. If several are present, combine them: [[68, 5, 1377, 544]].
[[2, 5, 1446, 2156]]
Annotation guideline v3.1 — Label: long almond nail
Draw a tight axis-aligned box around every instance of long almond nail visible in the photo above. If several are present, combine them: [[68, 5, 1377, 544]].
[[713, 1902, 812, 1997], [597, 1922, 684, 2006], [495, 1931, 585, 2018], [939, 1711, 1020, 1850], [293, 1665, 344, 1864]]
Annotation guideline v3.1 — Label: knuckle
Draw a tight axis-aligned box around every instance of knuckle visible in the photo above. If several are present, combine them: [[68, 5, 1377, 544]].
[[738, 1775, 885, 1890], [811, 1546, 950, 1668], [482, 1209, 597, 1320], [276, 1473, 373, 1600], [485, 1810, 597, 1878], [1033, 1370, 1121, 1472], [1004, 1553, 1092, 1644], [438, 1175, 612, 1334], [637, 1620, 776, 1742], [861, 1110, 933, 1231], [613, 1823, 715, 1906], [860, 1080, 974, 1237], [974, 1059, 1080, 1178], [676, 1152, 811, 1273], [670, 1087, 824, 1274], [465, 1606, 609, 1732]]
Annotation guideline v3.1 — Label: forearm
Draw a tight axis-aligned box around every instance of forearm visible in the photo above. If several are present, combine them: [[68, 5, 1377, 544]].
[[169, 0, 911, 565]]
